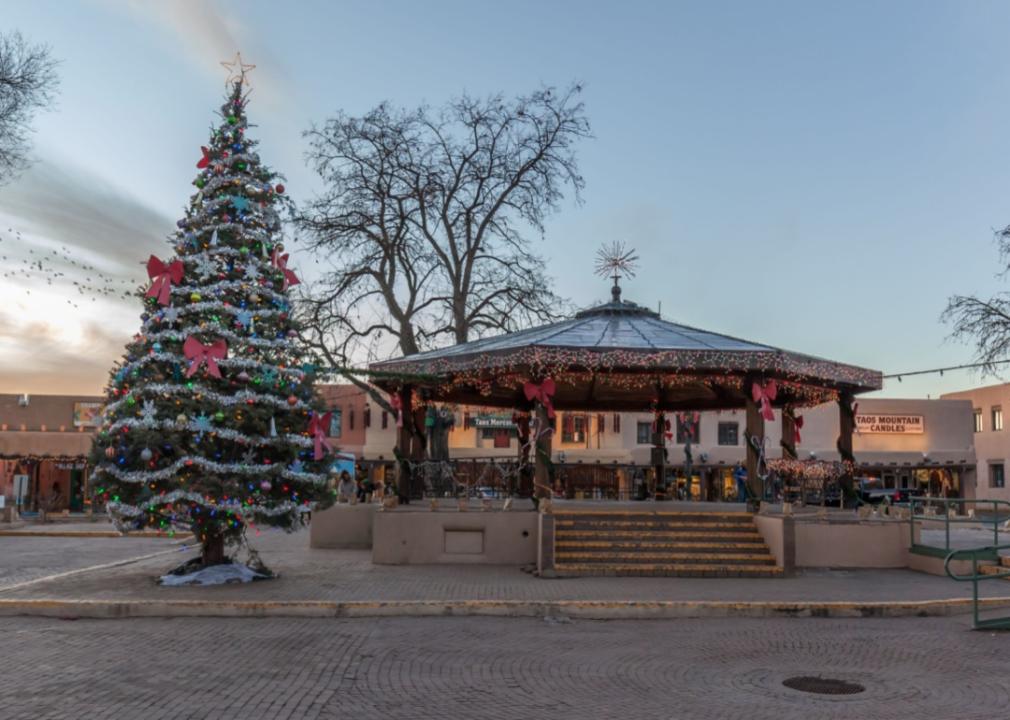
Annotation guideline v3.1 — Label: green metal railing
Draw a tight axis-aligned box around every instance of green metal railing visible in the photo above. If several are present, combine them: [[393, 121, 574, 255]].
[[907, 498, 1010, 555], [944, 544, 1010, 630]]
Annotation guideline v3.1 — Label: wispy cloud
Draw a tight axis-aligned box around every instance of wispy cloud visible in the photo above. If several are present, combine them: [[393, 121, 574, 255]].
[[0, 157, 171, 394], [111, 0, 288, 107]]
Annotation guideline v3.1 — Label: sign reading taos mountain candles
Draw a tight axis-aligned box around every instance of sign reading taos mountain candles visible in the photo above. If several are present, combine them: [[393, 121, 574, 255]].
[[855, 414, 924, 434]]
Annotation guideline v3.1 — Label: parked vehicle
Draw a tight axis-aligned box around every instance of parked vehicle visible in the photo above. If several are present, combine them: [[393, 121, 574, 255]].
[[857, 478, 922, 505]]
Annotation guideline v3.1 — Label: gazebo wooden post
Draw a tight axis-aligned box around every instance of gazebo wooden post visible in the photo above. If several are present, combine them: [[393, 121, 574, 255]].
[[394, 386, 414, 504], [515, 412, 532, 497], [781, 408, 798, 460], [837, 391, 856, 503], [744, 383, 765, 509], [781, 408, 798, 504], [533, 403, 552, 501], [652, 410, 667, 500]]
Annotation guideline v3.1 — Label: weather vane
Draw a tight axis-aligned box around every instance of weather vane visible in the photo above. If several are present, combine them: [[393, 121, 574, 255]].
[[594, 241, 639, 301], [220, 52, 256, 87]]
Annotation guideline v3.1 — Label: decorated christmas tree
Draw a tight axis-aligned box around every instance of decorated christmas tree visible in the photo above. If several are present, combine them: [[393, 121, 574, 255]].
[[90, 59, 331, 569]]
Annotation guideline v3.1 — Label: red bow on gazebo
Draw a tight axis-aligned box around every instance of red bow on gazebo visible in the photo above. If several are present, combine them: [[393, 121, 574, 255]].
[[271, 249, 300, 290], [523, 378, 556, 419], [183, 336, 227, 378], [308, 411, 333, 460], [751, 380, 778, 422], [145, 255, 184, 306], [793, 415, 804, 444]]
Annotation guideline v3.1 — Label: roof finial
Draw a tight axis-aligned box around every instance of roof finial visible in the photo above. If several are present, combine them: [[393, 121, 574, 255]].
[[594, 241, 639, 304]]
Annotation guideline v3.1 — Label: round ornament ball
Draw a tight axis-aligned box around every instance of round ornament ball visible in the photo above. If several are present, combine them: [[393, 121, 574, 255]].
[[249, 294, 260, 303], [259, 479, 272, 492], [214, 411, 225, 422], [287, 395, 298, 406], [287, 329, 297, 338], [227, 115, 237, 125], [275, 184, 285, 194], [190, 292, 202, 302], [237, 370, 251, 383], [176, 414, 188, 425], [239, 246, 250, 255], [140, 448, 153, 462], [195, 177, 205, 188]]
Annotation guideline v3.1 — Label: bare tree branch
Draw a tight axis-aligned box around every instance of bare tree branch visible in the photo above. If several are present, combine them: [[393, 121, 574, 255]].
[[297, 84, 588, 365], [0, 31, 59, 183]]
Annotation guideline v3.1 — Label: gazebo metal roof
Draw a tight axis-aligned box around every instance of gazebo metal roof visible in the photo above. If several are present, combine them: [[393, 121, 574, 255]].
[[370, 292, 882, 412]]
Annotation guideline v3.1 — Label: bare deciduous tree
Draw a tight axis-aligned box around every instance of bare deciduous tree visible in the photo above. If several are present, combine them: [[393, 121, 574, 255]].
[[297, 84, 590, 370], [0, 31, 59, 183], [944, 227, 1010, 370]]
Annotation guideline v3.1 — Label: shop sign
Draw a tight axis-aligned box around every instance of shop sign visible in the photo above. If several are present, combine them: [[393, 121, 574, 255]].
[[54, 462, 86, 470], [473, 415, 514, 429], [73, 402, 104, 428], [856, 414, 924, 434]]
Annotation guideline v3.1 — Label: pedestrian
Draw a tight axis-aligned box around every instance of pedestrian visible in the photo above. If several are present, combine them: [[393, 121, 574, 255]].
[[337, 470, 356, 502], [733, 463, 748, 502]]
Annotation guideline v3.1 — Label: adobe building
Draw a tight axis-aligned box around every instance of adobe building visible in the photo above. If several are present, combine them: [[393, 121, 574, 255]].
[[0, 393, 102, 514], [942, 382, 1010, 502], [336, 383, 977, 500]]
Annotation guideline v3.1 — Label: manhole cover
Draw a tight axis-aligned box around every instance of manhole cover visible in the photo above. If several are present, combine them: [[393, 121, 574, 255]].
[[782, 676, 865, 695]]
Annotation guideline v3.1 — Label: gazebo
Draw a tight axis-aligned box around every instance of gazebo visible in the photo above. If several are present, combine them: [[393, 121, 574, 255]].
[[369, 280, 882, 506]]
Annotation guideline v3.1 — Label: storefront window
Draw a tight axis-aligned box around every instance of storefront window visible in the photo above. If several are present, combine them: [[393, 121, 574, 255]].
[[718, 422, 738, 446], [990, 464, 1005, 489], [636, 422, 652, 445], [562, 415, 588, 443], [676, 415, 699, 444]]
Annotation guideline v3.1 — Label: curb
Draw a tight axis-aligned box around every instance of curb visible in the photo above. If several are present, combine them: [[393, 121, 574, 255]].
[[1, 596, 1008, 620]]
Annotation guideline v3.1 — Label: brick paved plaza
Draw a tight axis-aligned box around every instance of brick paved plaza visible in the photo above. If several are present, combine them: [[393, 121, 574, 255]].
[[2, 528, 1008, 606], [0, 614, 1005, 720]]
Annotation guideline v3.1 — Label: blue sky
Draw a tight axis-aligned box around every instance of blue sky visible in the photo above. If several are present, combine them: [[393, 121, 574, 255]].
[[3, 0, 1010, 396]]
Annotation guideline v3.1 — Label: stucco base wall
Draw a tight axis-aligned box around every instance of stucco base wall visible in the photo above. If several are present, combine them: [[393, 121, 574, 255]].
[[907, 551, 981, 578], [373, 510, 538, 565], [309, 504, 374, 549], [756, 513, 914, 569]]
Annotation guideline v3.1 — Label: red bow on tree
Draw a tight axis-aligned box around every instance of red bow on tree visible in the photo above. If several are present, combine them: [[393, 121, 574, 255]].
[[389, 393, 404, 428], [307, 411, 333, 460], [751, 380, 778, 422], [794, 415, 804, 444], [183, 336, 227, 378], [145, 255, 184, 306], [196, 146, 211, 169], [271, 249, 300, 290], [523, 378, 556, 419]]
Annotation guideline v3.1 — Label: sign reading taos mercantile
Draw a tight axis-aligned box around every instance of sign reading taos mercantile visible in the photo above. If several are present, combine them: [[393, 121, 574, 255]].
[[855, 414, 924, 434]]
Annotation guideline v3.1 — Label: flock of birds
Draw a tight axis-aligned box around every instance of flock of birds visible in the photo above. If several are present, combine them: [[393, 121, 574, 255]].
[[0, 226, 143, 309]]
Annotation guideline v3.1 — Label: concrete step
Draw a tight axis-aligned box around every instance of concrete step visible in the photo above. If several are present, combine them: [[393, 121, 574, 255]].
[[555, 551, 777, 566], [555, 520, 759, 532], [552, 563, 784, 578], [553, 529, 763, 541], [978, 564, 1010, 579], [555, 540, 769, 552], [549, 510, 755, 521]]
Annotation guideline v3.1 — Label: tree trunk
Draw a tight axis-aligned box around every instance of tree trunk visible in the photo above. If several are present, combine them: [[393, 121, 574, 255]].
[[201, 532, 227, 566]]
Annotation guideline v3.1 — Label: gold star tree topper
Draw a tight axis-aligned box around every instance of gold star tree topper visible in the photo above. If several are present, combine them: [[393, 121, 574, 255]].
[[220, 52, 256, 87]]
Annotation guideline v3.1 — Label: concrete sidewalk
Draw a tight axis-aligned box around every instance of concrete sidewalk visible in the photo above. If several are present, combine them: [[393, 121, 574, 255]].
[[0, 529, 1007, 620]]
